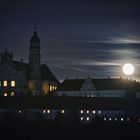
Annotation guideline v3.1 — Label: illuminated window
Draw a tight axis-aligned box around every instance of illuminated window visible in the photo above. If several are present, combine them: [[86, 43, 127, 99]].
[[109, 118, 112, 121], [121, 118, 124, 121], [61, 110, 64, 114], [42, 82, 49, 94], [80, 117, 83, 121], [98, 110, 101, 114], [43, 110, 46, 114], [53, 86, 55, 91], [104, 118, 106, 121], [3, 81, 7, 87], [115, 118, 117, 121], [11, 81, 15, 87], [50, 85, 53, 91], [4, 93, 7, 96], [55, 86, 57, 90], [93, 110, 96, 114], [127, 118, 130, 121], [81, 110, 83, 114], [86, 117, 89, 121], [18, 110, 22, 114], [87, 110, 89, 114], [11, 92, 15, 96], [47, 110, 50, 113]]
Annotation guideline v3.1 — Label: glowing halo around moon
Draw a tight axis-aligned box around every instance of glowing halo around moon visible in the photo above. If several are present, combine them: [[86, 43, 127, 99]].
[[122, 63, 135, 76]]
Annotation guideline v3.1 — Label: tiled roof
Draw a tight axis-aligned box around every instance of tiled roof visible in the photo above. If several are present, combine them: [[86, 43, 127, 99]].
[[12, 61, 59, 83], [13, 61, 28, 70], [41, 64, 59, 83]]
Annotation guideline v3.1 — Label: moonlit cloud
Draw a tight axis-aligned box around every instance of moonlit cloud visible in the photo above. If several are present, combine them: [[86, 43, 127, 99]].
[[48, 64, 65, 69], [47, 35, 140, 45], [71, 67, 88, 73], [109, 37, 140, 44]]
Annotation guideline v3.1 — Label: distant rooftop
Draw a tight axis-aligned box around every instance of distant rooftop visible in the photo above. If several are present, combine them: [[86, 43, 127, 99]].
[[58, 78, 140, 91]]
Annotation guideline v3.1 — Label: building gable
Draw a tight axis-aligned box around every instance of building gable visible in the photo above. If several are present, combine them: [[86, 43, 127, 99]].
[[0, 62, 17, 72]]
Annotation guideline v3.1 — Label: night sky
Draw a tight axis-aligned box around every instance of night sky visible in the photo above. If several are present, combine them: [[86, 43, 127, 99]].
[[0, 0, 140, 81]]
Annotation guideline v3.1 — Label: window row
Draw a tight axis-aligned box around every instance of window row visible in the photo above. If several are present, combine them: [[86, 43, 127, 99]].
[[3, 92, 15, 96], [104, 117, 130, 122], [49, 85, 57, 92], [80, 110, 101, 114], [42, 109, 65, 114], [80, 117, 90, 121], [0, 81, 16, 87]]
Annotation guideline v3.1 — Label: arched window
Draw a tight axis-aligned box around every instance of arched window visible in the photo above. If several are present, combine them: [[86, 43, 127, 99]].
[[4, 93, 7, 96], [53, 86, 55, 91], [3, 81, 7, 87], [50, 85, 53, 92], [11, 92, 15, 96], [55, 86, 57, 90], [11, 81, 15, 87]]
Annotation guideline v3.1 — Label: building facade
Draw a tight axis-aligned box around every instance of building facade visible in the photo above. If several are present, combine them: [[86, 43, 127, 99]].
[[0, 28, 59, 96], [55, 77, 127, 97]]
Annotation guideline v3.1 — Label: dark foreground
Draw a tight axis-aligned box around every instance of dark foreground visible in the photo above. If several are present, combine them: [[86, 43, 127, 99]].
[[1, 118, 140, 140]]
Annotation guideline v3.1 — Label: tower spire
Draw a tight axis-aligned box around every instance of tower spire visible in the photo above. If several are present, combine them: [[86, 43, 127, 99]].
[[34, 24, 37, 32], [33, 24, 37, 36], [29, 25, 41, 95]]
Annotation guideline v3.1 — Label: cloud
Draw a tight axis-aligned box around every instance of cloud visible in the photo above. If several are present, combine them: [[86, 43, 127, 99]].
[[46, 36, 140, 45], [71, 67, 88, 73], [81, 61, 121, 66], [48, 64, 65, 69], [109, 36, 140, 44]]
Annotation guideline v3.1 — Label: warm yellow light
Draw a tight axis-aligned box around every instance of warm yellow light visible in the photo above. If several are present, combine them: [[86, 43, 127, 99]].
[[55, 86, 57, 90], [11, 81, 15, 87], [47, 110, 50, 113], [3, 81, 7, 87], [4, 93, 7, 96], [50, 85, 53, 91], [43, 110, 46, 114], [122, 63, 135, 75], [80, 117, 83, 121], [11, 92, 15, 96], [42, 82, 49, 94], [61, 110, 65, 114], [28, 80, 35, 91]]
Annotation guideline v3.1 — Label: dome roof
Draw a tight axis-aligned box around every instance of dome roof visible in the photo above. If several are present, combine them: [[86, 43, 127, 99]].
[[30, 31, 40, 43]]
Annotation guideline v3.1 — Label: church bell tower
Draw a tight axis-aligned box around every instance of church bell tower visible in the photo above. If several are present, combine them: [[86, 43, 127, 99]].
[[28, 26, 41, 95]]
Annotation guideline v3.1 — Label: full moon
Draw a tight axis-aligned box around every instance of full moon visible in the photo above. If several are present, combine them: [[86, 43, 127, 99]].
[[122, 63, 135, 76]]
